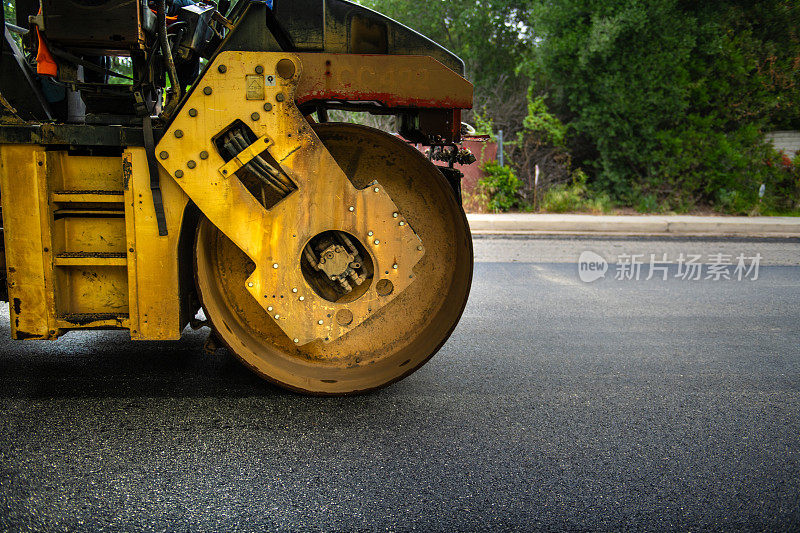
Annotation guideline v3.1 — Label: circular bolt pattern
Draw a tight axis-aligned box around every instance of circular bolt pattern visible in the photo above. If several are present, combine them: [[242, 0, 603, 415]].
[[174, 130, 184, 138], [255, 65, 264, 74], [275, 93, 285, 102], [175, 170, 184, 178], [188, 108, 198, 117], [263, 102, 273, 112], [203, 86, 212, 95], [199, 151, 209, 160], [251, 112, 260, 121], [187, 160, 196, 169], [218, 64, 227, 73], [336, 309, 354, 326], [376, 279, 394, 297], [159, 151, 169, 160]]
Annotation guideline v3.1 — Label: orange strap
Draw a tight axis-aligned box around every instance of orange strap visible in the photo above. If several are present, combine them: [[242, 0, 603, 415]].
[[34, 7, 57, 78], [149, 8, 179, 22], [35, 27, 58, 77]]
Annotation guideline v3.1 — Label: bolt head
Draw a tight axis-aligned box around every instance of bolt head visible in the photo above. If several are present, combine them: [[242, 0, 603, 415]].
[[294, 338, 299, 343], [218, 64, 227, 73], [199, 151, 209, 160], [318, 320, 324, 325], [276, 93, 285, 102], [374, 187, 380, 192], [174, 170, 184, 178], [268, 306, 273, 311], [292, 288, 298, 293], [374, 239, 380, 245], [247, 282, 253, 287], [274, 314, 280, 319], [203, 86, 212, 95], [299, 296, 305, 301], [263, 102, 273, 112], [393, 264, 398, 269], [399, 221, 405, 226], [392, 212, 398, 218], [188, 108, 198, 117], [251, 112, 260, 121], [273, 263, 279, 269], [187, 160, 196, 169], [159, 151, 169, 160], [255, 65, 264, 74], [417, 245, 423, 251], [349, 206, 354, 212], [174, 129, 184, 138], [368, 231, 373, 236]]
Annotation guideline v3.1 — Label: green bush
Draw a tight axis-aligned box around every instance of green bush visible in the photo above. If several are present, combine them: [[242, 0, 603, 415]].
[[478, 161, 523, 212], [635, 193, 659, 214], [540, 171, 614, 213], [526, 0, 800, 214]]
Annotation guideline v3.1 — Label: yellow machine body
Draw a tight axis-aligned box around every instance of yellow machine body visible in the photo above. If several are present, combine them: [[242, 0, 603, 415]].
[[0, 52, 471, 344], [0, 143, 188, 340]]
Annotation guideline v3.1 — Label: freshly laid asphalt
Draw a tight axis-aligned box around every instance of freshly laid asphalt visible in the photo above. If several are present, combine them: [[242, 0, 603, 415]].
[[0, 236, 798, 531]]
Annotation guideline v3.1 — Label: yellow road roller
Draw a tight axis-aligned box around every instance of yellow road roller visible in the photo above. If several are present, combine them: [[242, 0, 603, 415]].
[[0, 0, 473, 394]]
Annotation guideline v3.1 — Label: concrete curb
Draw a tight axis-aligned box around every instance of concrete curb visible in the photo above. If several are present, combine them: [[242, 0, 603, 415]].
[[466, 214, 800, 237]]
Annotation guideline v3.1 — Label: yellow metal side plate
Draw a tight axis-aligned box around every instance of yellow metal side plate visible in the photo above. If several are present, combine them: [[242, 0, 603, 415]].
[[156, 51, 423, 345]]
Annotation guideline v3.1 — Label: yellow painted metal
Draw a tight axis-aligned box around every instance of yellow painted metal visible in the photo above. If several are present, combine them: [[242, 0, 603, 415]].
[[0, 145, 57, 339], [54, 265, 128, 314], [0, 51, 472, 349], [48, 152, 125, 191], [46, 151, 130, 329], [217, 135, 273, 177], [294, 53, 473, 109], [52, 217, 126, 255], [156, 51, 424, 346], [122, 148, 188, 340], [0, 144, 188, 340]]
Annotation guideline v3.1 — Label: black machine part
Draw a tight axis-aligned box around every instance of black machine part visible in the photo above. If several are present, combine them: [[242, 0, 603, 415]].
[[2, 0, 467, 145], [0, 10, 52, 122]]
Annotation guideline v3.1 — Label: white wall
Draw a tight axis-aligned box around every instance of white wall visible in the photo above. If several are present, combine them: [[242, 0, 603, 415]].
[[766, 131, 800, 157]]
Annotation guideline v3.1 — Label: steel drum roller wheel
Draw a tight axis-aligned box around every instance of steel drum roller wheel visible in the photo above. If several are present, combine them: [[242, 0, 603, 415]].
[[194, 123, 473, 394]]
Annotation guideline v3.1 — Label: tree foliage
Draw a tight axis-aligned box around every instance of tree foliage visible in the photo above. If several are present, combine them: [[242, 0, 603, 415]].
[[3, 1, 14, 24], [526, 0, 800, 212], [356, 0, 800, 213], [359, 0, 534, 131]]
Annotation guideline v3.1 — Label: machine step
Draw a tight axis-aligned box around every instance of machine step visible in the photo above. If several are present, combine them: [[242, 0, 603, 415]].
[[53, 252, 127, 267]]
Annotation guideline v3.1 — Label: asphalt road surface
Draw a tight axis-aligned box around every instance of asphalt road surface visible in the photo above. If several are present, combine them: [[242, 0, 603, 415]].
[[1, 236, 798, 531]]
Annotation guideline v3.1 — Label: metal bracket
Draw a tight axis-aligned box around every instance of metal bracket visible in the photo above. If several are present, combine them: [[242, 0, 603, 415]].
[[156, 51, 423, 345], [218, 135, 273, 178]]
